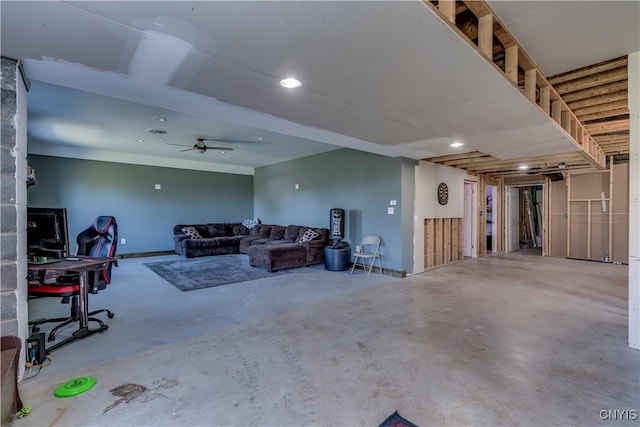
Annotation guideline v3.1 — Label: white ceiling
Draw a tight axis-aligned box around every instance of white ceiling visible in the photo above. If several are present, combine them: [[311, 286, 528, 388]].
[[1, 1, 638, 174]]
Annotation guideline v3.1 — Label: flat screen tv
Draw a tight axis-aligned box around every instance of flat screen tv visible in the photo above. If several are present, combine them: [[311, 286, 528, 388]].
[[27, 207, 70, 258]]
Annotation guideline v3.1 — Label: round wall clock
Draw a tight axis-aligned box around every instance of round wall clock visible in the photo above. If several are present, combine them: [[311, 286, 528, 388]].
[[437, 182, 449, 205]]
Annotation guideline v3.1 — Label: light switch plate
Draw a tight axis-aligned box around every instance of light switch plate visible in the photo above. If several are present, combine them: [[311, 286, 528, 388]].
[[155, 184, 161, 190], [387, 207, 394, 215]]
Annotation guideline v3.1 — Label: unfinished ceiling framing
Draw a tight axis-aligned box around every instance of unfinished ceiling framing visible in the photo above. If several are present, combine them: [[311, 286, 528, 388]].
[[424, 0, 627, 179]]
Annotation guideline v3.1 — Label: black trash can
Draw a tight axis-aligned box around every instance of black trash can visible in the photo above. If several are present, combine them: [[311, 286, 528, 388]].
[[324, 246, 351, 271]]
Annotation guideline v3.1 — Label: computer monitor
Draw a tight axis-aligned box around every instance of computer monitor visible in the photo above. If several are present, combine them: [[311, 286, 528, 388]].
[[27, 207, 70, 258]]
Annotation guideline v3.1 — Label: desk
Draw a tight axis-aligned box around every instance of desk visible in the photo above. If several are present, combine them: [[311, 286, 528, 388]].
[[28, 256, 115, 353]]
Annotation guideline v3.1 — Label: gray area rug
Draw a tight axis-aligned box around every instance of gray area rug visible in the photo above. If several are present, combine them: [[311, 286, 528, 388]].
[[144, 254, 292, 291]]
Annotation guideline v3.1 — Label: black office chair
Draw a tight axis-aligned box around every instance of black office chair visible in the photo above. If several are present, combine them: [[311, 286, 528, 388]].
[[29, 216, 118, 342]]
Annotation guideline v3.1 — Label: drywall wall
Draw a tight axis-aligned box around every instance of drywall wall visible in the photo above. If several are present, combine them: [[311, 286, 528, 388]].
[[413, 160, 466, 274], [254, 149, 411, 274], [611, 163, 629, 261], [27, 155, 253, 254], [549, 179, 568, 257]]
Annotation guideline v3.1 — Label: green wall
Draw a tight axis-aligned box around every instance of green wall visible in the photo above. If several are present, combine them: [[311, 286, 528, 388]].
[[254, 149, 416, 274], [27, 155, 254, 254]]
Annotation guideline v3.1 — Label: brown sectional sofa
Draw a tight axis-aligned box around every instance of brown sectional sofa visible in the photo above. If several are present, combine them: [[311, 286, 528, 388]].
[[173, 222, 330, 271], [242, 224, 330, 272]]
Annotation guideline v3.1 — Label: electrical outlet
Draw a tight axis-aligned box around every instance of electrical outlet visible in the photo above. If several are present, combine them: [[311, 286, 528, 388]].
[[390, 200, 396, 206], [121, 238, 126, 245], [155, 184, 161, 190]]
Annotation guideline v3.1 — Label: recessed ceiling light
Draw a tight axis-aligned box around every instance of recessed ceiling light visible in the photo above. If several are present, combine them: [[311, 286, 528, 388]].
[[136, 139, 145, 143], [147, 129, 167, 135], [450, 141, 464, 148], [280, 77, 302, 88], [519, 165, 529, 170], [152, 117, 167, 122]]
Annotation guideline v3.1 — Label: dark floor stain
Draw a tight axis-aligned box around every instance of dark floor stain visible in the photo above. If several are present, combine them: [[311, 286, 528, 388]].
[[103, 379, 178, 415]]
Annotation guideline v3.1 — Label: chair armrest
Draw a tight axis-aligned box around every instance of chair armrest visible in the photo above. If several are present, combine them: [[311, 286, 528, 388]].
[[174, 234, 189, 243]]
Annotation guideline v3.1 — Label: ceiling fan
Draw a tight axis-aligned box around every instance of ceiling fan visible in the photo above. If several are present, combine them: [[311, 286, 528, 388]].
[[166, 138, 234, 153]]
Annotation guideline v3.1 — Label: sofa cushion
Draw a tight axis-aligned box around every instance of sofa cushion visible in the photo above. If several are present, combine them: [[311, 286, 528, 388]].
[[181, 226, 204, 239], [270, 225, 286, 240], [284, 225, 302, 241], [206, 223, 226, 238], [298, 228, 320, 243], [228, 223, 249, 236], [257, 225, 273, 238], [183, 238, 219, 248], [214, 236, 240, 246]]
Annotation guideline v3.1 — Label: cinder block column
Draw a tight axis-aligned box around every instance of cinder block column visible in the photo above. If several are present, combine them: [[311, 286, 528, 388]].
[[1, 57, 29, 374]]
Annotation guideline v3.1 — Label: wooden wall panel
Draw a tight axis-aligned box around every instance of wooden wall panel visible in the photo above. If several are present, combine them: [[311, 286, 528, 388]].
[[424, 217, 463, 270]]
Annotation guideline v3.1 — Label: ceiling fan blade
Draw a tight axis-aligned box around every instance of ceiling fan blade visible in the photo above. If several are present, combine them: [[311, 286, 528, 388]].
[[179, 147, 195, 152], [205, 146, 234, 151], [166, 143, 192, 147], [200, 138, 258, 144]]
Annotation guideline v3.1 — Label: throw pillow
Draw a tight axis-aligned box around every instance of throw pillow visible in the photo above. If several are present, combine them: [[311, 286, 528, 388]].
[[242, 218, 260, 229], [181, 226, 203, 239], [298, 228, 319, 243]]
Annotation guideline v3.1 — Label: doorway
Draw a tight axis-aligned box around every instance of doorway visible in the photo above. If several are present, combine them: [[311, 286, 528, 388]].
[[486, 185, 497, 252], [463, 181, 477, 258], [506, 184, 544, 255]]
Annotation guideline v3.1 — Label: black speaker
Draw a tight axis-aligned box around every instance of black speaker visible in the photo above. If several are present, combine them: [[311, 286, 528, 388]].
[[26, 333, 46, 365], [329, 208, 345, 241]]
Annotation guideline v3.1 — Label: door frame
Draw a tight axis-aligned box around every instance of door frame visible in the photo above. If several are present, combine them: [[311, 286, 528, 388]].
[[505, 184, 546, 255], [463, 181, 478, 258]]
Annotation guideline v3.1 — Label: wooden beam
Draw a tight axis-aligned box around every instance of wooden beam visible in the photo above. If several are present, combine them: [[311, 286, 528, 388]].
[[540, 86, 551, 114], [595, 134, 630, 144], [438, 0, 456, 24], [562, 80, 628, 103], [462, 0, 493, 18], [554, 66, 628, 95], [551, 101, 562, 124], [573, 99, 629, 117], [561, 111, 571, 133], [549, 56, 628, 85], [525, 69, 537, 103], [567, 91, 628, 110], [478, 14, 494, 59], [584, 119, 630, 135], [505, 46, 518, 83], [577, 107, 630, 122]]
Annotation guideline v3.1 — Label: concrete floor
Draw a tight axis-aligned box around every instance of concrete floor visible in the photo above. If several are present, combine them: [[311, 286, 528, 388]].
[[12, 252, 639, 426]]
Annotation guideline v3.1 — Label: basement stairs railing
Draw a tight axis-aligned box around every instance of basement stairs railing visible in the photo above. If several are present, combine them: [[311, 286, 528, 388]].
[[424, 0, 606, 170]]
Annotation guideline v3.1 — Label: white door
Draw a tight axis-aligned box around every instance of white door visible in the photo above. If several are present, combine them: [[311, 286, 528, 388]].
[[506, 187, 520, 252], [463, 182, 473, 257]]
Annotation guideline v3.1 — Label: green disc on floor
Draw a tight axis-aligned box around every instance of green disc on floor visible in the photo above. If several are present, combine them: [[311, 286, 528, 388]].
[[54, 376, 97, 398]]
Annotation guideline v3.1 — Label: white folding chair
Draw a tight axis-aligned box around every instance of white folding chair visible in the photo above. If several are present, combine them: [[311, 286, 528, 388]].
[[350, 235, 382, 276]]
